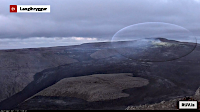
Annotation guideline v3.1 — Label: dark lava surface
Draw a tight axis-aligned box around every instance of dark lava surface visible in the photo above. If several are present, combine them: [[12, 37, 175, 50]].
[[1, 39, 200, 110]]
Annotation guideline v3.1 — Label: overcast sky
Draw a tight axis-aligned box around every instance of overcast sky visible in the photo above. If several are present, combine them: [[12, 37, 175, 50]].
[[0, 0, 200, 49]]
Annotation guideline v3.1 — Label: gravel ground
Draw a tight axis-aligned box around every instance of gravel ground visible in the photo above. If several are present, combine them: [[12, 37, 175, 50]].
[[126, 87, 200, 110]]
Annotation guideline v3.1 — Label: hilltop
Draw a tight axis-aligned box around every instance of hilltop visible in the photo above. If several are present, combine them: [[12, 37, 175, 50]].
[[0, 38, 200, 110]]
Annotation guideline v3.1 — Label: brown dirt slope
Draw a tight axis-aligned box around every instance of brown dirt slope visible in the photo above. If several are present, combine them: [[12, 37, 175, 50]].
[[36, 73, 149, 102], [0, 47, 78, 102]]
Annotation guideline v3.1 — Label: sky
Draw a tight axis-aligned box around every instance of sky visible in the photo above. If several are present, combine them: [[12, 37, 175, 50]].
[[0, 0, 200, 49]]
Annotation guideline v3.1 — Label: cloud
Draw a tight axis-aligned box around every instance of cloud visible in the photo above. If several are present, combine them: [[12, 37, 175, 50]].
[[0, 0, 200, 49], [0, 37, 107, 50], [71, 37, 97, 41]]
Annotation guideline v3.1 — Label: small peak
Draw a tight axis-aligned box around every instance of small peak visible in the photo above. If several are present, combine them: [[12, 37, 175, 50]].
[[155, 37, 168, 41]]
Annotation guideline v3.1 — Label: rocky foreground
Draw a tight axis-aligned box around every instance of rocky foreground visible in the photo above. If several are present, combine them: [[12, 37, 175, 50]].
[[0, 38, 200, 110], [126, 87, 200, 110]]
